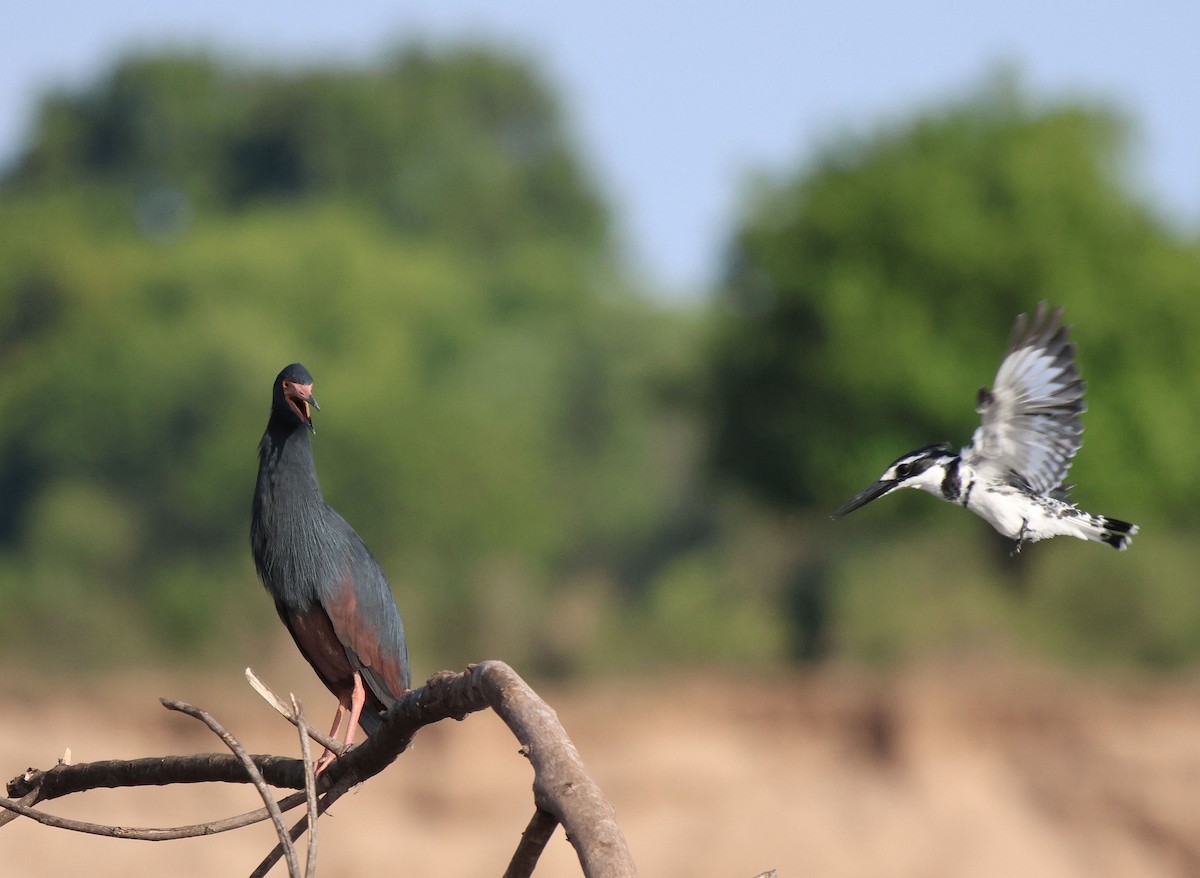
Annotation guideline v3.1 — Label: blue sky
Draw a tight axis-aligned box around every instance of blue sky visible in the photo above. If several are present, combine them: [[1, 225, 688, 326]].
[[3, 1, 1197, 291]]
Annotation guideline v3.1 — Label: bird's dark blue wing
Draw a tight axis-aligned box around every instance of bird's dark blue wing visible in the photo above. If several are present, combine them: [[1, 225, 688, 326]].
[[318, 524, 411, 708], [277, 602, 359, 699]]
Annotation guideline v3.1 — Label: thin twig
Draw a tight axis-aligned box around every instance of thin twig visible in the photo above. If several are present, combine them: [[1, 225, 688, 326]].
[[249, 777, 354, 878], [160, 699, 299, 878], [0, 790, 310, 839], [246, 668, 342, 755], [0, 788, 41, 829], [503, 808, 560, 878], [291, 695, 320, 878]]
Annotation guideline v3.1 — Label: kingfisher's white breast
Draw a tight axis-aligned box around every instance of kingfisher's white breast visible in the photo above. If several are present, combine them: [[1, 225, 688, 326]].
[[965, 484, 1035, 540]]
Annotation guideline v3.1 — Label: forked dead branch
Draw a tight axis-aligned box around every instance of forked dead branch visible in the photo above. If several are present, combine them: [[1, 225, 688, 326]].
[[1, 660, 637, 878]]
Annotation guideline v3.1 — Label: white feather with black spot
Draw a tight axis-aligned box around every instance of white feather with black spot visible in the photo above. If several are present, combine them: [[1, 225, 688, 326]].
[[965, 302, 1085, 495]]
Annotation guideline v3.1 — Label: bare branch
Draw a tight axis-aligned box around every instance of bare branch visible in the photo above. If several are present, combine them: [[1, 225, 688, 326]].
[[0, 788, 40, 829], [7, 752, 310, 804], [161, 698, 300, 878], [504, 809, 559, 878], [478, 662, 636, 878], [246, 668, 342, 756], [0, 789, 308, 840], [290, 695, 320, 878], [363, 662, 635, 877], [5, 661, 637, 878], [249, 777, 354, 878]]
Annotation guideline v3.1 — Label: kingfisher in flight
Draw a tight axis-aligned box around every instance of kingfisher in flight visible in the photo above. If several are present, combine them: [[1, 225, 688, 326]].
[[832, 303, 1138, 551]]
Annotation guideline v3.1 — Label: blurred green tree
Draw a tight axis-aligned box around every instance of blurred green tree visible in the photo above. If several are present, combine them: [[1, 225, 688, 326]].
[[6, 45, 607, 249], [0, 45, 688, 674]]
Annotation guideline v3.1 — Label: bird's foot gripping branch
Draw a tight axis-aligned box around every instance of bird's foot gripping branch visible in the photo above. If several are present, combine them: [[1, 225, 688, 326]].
[[2, 661, 638, 878]]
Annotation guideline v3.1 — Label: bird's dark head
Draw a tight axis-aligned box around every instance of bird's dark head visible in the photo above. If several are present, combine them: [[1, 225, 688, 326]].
[[272, 363, 320, 434], [831, 442, 956, 519]]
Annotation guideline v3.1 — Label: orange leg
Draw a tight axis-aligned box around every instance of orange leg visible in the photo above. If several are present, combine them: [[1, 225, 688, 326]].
[[340, 671, 367, 750], [314, 703, 346, 775], [314, 672, 366, 775]]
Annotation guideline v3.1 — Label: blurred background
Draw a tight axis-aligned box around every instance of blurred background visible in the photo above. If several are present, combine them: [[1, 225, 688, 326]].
[[2, 3, 1200, 876]]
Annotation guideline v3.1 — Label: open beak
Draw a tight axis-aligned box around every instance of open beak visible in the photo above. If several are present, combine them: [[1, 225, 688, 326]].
[[287, 385, 320, 434], [831, 478, 898, 520]]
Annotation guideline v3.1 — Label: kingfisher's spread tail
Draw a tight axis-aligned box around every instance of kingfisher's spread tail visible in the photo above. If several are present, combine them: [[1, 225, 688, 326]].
[[1096, 516, 1138, 551]]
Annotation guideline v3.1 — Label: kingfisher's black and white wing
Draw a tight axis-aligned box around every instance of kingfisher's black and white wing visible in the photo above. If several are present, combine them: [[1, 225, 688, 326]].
[[964, 303, 1085, 494]]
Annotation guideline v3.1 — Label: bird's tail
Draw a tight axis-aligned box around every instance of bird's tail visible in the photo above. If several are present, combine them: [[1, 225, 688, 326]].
[[1095, 516, 1138, 551], [357, 706, 385, 736]]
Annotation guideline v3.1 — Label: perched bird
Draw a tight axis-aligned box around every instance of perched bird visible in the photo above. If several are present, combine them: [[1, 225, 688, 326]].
[[251, 364, 410, 769], [832, 303, 1138, 551]]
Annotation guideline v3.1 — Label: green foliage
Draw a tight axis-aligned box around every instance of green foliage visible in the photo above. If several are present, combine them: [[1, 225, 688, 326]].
[[1021, 531, 1200, 668], [832, 521, 1200, 670], [7, 45, 607, 249], [0, 191, 695, 671], [4, 53, 1199, 678], [0, 43, 692, 673], [833, 523, 1024, 664]]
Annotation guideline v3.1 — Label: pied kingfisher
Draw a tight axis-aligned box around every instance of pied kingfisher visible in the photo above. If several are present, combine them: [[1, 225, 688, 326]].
[[832, 303, 1138, 551]]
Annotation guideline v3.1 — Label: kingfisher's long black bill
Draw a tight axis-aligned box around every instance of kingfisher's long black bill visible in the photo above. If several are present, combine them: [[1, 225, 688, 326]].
[[831, 478, 898, 520]]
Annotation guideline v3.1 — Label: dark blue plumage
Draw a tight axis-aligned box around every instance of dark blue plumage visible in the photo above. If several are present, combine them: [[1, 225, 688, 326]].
[[251, 364, 410, 763]]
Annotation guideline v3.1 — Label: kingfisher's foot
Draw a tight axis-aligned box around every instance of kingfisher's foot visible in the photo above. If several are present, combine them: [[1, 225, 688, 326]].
[[1010, 519, 1030, 556]]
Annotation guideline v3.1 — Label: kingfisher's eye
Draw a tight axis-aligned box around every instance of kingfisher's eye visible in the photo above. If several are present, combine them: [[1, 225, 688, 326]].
[[895, 463, 912, 478]]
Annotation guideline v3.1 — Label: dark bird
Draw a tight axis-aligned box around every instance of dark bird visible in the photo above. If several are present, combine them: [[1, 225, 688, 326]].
[[251, 364, 410, 770], [832, 303, 1138, 551]]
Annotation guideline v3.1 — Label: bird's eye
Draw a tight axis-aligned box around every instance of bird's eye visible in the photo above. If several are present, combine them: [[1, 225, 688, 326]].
[[895, 463, 912, 478]]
